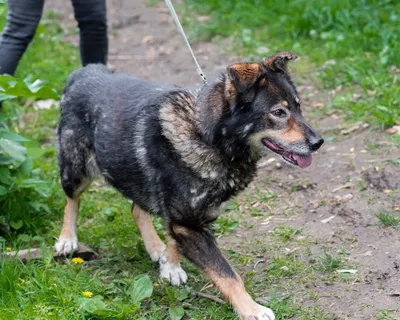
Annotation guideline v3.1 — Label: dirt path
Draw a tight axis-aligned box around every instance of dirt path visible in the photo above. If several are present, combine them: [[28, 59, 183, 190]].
[[45, 1, 400, 319]]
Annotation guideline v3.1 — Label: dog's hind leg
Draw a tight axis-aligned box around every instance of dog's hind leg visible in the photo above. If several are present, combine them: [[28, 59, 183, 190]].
[[169, 223, 275, 320], [55, 196, 80, 255], [55, 124, 97, 255], [132, 206, 166, 262], [55, 177, 92, 255]]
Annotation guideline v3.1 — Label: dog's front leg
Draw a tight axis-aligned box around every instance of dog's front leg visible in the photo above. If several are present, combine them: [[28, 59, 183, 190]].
[[169, 223, 275, 320]]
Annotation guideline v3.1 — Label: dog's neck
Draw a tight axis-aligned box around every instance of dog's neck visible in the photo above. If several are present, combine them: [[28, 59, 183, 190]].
[[196, 74, 260, 162], [159, 74, 257, 182], [196, 74, 230, 146]]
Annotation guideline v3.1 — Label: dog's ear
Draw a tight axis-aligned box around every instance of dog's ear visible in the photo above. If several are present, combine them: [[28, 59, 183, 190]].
[[226, 63, 261, 103], [263, 51, 297, 72]]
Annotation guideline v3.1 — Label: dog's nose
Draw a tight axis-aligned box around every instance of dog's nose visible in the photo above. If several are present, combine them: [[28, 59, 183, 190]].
[[309, 137, 324, 151]]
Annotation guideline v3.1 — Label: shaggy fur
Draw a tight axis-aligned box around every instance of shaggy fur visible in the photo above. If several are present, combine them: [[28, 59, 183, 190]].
[[56, 51, 323, 320]]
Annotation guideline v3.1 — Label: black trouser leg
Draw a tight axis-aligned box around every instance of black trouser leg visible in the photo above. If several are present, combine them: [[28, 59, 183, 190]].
[[0, 0, 44, 110], [71, 0, 108, 66]]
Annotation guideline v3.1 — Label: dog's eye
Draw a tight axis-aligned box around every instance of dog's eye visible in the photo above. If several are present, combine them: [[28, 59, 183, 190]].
[[271, 109, 287, 118]]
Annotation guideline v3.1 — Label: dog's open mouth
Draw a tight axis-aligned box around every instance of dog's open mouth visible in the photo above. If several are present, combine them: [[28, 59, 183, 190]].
[[262, 139, 312, 169]]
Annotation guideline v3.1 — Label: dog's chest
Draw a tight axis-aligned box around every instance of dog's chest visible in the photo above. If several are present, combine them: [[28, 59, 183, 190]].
[[187, 160, 256, 213]]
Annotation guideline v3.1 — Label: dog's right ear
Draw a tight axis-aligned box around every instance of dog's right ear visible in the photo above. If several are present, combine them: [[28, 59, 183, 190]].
[[226, 63, 261, 103], [263, 51, 297, 72]]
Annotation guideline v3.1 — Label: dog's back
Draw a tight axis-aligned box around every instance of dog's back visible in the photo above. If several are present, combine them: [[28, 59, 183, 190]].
[[60, 64, 171, 128]]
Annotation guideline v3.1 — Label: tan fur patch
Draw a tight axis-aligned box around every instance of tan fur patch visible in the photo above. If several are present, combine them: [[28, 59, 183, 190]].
[[171, 224, 190, 237], [207, 270, 261, 316], [159, 93, 227, 179], [164, 238, 181, 264], [282, 117, 304, 142], [229, 63, 260, 81], [228, 63, 261, 92], [132, 206, 166, 261], [224, 79, 236, 104], [59, 197, 79, 239], [249, 117, 305, 152]]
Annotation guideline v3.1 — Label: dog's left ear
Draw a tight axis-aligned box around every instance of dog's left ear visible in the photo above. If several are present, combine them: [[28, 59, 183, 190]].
[[227, 63, 261, 103], [263, 51, 297, 72]]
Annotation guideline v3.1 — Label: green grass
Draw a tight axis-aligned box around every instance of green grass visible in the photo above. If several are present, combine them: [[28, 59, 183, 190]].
[[271, 226, 302, 241], [183, 0, 400, 127], [376, 211, 400, 227]]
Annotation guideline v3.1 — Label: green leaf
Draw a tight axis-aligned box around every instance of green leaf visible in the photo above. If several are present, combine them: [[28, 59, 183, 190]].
[[0, 155, 15, 165], [0, 114, 10, 122], [0, 130, 28, 142], [10, 220, 23, 230], [18, 234, 31, 242], [78, 296, 113, 315], [168, 306, 185, 320], [19, 158, 34, 175], [165, 286, 176, 301], [29, 201, 50, 213], [128, 274, 153, 304], [17, 178, 48, 188], [17, 178, 50, 197], [0, 185, 8, 196], [176, 288, 190, 302], [0, 93, 16, 101], [0, 167, 10, 184], [24, 139, 45, 159], [0, 138, 26, 162], [0, 75, 59, 100]]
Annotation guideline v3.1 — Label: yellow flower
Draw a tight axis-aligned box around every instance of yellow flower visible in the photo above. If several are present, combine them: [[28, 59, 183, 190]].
[[82, 291, 93, 298], [71, 257, 84, 264], [6, 247, 12, 252]]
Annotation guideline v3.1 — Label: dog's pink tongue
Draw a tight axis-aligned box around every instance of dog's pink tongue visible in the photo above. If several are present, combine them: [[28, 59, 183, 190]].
[[293, 154, 313, 168]]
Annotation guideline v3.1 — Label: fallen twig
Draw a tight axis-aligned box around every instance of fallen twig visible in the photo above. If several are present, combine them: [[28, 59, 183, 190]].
[[254, 259, 265, 269], [191, 290, 226, 304]]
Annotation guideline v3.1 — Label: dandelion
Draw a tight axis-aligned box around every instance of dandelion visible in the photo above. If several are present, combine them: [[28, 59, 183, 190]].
[[82, 291, 93, 298], [71, 257, 84, 264], [6, 247, 12, 252]]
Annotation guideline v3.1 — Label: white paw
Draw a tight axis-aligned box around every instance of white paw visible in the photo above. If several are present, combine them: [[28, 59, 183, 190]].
[[159, 256, 188, 286], [243, 305, 275, 320], [54, 236, 78, 255]]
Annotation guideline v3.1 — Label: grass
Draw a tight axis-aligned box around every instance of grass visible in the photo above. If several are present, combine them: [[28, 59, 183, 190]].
[[376, 211, 400, 227], [271, 226, 302, 241], [183, 0, 400, 127]]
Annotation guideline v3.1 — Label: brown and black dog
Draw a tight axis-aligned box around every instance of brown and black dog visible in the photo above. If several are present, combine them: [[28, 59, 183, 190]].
[[55, 51, 323, 319]]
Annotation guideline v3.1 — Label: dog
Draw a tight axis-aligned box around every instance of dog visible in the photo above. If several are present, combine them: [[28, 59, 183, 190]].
[[55, 51, 323, 320]]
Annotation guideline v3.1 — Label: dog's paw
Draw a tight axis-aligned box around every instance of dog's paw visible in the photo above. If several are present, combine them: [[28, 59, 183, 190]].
[[148, 245, 167, 262], [54, 236, 78, 255], [242, 305, 275, 320], [159, 256, 188, 286]]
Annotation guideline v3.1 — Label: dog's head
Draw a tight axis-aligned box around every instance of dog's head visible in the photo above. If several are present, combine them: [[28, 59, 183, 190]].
[[220, 51, 323, 168]]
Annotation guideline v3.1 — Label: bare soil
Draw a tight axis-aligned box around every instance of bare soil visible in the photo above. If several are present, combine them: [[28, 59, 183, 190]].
[[45, 1, 400, 319]]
